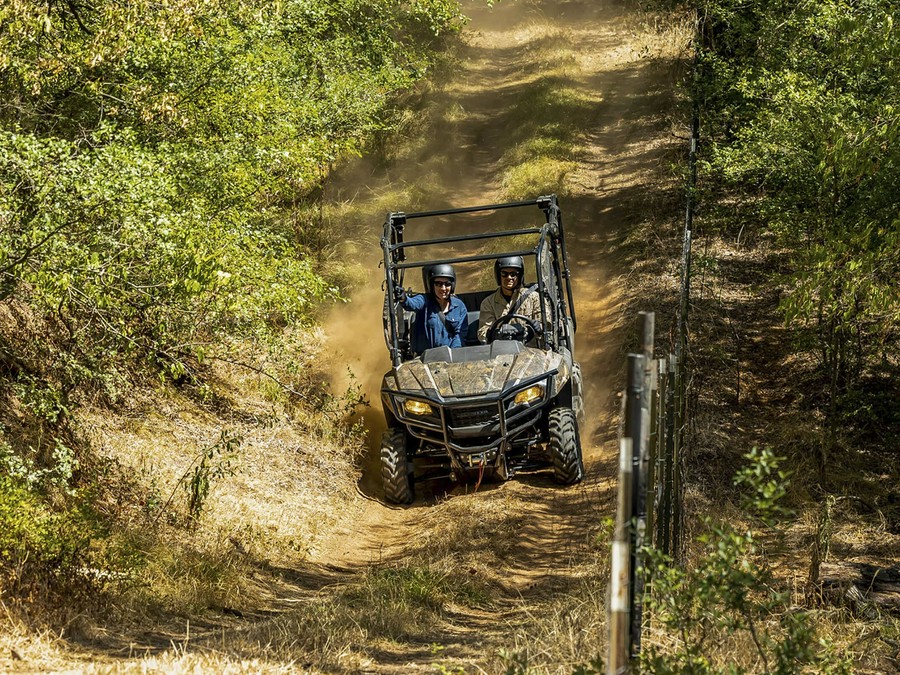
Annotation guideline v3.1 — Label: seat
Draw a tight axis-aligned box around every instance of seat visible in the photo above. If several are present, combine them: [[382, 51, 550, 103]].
[[422, 340, 523, 364], [456, 290, 494, 346], [399, 309, 416, 360], [465, 311, 480, 345], [457, 290, 495, 311]]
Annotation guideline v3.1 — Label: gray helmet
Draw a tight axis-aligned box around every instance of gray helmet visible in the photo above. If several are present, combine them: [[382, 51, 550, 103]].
[[494, 255, 525, 287], [423, 263, 456, 294]]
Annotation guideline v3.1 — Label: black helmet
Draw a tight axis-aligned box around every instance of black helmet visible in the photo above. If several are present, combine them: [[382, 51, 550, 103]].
[[423, 263, 456, 294], [494, 255, 525, 287]]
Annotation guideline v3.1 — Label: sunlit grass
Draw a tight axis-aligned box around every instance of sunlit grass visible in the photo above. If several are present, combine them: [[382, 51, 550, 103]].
[[500, 157, 577, 201], [492, 575, 608, 673], [342, 562, 493, 639]]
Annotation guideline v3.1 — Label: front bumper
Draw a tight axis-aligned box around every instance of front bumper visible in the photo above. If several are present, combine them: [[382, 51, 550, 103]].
[[382, 373, 553, 456]]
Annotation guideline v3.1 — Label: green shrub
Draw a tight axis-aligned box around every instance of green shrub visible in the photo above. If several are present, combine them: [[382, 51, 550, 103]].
[[695, 0, 900, 397], [642, 449, 851, 673], [0, 0, 465, 393], [0, 476, 105, 601]]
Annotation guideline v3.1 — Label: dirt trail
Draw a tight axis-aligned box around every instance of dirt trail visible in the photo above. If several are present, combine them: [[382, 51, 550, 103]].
[[0, 2, 684, 672], [317, 0, 684, 629]]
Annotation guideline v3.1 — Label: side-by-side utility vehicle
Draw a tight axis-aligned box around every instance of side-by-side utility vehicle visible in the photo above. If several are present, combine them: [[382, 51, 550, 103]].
[[380, 195, 584, 503]]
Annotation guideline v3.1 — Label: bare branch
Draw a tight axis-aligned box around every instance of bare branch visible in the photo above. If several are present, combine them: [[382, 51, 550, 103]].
[[208, 355, 308, 400]]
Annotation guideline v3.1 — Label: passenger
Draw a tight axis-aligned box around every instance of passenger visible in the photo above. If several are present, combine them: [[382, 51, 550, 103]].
[[478, 256, 542, 344], [397, 264, 468, 354]]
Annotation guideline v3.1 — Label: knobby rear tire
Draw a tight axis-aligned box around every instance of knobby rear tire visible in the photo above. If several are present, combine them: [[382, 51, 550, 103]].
[[381, 428, 414, 504], [548, 407, 584, 485]]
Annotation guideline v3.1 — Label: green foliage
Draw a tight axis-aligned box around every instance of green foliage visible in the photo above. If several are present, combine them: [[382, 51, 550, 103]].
[[695, 0, 900, 395], [184, 431, 242, 523], [0, 474, 124, 601], [0, 0, 465, 395], [12, 377, 69, 425], [0, 0, 465, 609], [642, 450, 851, 674], [733, 446, 792, 526], [571, 656, 605, 675], [0, 437, 77, 494], [145, 429, 242, 525]]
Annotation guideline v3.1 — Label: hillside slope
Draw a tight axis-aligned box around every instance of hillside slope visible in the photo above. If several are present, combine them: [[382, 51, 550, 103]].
[[0, 0, 689, 671]]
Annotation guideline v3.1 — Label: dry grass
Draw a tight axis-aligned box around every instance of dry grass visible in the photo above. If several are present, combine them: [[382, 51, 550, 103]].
[[0, 324, 377, 672], [70, 326, 365, 603], [500, 157, 579, 201], [666, 230, 900, 672], [0, 1, 727, 673], [487, 559, 610, 674], [491, 23, 599, 201], [94, 484, 612, 675]]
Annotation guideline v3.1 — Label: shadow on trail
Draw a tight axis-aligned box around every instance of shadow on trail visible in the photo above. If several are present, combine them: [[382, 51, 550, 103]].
[[36, 0, 690, 671], [169, 0, 687, 668]]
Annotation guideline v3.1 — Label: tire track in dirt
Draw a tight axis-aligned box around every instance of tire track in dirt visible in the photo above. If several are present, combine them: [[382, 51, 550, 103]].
[[317, 0, 685, 666]]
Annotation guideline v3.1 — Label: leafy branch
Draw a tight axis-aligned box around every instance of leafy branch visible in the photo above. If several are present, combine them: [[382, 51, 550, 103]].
[[154, 430, 242, 525]]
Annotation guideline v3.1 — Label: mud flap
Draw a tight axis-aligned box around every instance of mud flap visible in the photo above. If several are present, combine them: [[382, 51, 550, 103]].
[[494, 449, 510, 481]]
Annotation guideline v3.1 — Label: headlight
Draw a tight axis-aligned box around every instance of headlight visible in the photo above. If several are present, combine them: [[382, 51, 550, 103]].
[[513, 385, 544, 406], [404, 399, 433, 415]]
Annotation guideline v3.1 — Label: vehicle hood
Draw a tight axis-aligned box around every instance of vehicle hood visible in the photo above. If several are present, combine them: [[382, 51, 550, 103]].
[[387, 346, 570, 399]]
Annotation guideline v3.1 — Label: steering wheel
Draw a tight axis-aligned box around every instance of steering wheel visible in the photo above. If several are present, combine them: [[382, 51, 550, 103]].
[[486, 313, 543, 344]]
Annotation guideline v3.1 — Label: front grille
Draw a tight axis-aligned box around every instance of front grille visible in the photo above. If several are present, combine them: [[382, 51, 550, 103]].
[[450, 406, 499, 427]]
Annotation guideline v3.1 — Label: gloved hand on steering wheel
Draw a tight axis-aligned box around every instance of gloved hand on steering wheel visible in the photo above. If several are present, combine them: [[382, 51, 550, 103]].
[[393, 285, 408, 302], [496, 323, 524, 341], [486, 313, 543, 343]]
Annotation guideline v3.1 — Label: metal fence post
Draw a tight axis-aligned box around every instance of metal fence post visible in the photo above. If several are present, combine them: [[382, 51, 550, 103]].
[[640, 312, 656, 541], [676, 229, 692, 362], [654, 357, 668, 552], [673, 228, 691, 565], [625, 354, 644, 656], [608, 436, 633, 675], [661, 354, 677, 556], [672, 351, 685, 562]]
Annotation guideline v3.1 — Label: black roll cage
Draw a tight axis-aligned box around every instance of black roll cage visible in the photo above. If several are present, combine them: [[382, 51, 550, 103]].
[[381, 195, 577, 367]]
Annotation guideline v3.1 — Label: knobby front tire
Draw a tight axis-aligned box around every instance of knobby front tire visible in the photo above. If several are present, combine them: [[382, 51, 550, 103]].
[[381, 427, 415, 504]]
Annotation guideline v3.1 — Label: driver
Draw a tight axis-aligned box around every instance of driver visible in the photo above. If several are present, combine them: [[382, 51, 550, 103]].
[[478, 256, 542, 344]]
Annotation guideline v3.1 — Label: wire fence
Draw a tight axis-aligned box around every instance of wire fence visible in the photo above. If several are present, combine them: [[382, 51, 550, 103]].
[[606, 101, 697, 675]]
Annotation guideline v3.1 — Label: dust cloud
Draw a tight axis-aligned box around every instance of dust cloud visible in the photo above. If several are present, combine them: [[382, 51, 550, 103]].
[[322, 278, 391, 493]]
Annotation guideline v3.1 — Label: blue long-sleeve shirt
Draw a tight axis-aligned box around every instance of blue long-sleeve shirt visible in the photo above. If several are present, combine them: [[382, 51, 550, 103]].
[[402, 293, 468, 354]]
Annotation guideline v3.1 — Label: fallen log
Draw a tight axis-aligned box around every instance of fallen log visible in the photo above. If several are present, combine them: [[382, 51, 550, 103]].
[[820, 561, 900, 614]]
